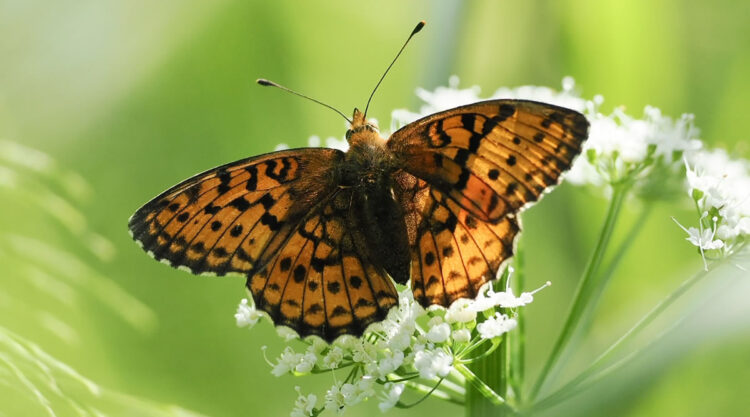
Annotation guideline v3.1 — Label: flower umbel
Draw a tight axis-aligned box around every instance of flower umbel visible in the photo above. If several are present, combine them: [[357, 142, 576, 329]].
[[674, 148, 750, 267], [241, 268, 538, 415]]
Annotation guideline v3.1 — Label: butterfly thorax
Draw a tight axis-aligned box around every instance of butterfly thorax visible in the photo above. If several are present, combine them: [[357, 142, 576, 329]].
[[340, 109, 397, 189]]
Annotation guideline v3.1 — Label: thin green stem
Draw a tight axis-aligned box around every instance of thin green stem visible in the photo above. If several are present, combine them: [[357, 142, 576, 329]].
[[531, 268, 735, 414], [458, 338, 492, 359], [530, 183, 630, 400], [579, 205, 653, 334], [460, 339, 501, 363], [402, 380, 464, 406], [511, 250, 526, 400], [456, 364, 514, 411], [385, 374, 419, 383], [531, 244, 747, 411], [538, 265, 710, 406], [397, 378, 446, 408]]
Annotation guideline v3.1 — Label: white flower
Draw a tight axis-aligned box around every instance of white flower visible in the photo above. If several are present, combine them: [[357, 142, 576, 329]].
[[380, 289, 421, 351], [684, 226, 724, 250], [322, 346, 344, 369], [290, 387, 317, 417], [567, 103, 701, 188], [388, 328, 412, 352], [324, 379, 374, 414], [492, 76, 587, 112], [414, 349, 453, 380], [452, 328, 472, 343], [234, 298, 262, 328], [307, 135, 349, 152], [425, 317, 451, 343], [354, 377, 375, 401], [391, 76, 481, 130], [684, 149, 750, 235], [672, 216, 725, 271], [378, 383, 405, 412], [469, 283, 501, 312], [470, 279, 547, 312], [277, 326, 299, 342], [308, 135, 321, 147], [477, 313, 517, 339], [351, 340, 377, 364], [272, 347, 303, 377], [295, 351, 318, 374], [324, 383, 348, 415], [325, 136, 349, 152], [676, 147, 750, 266], [376, 350, 404, 378], [444, 299, 477, 324]]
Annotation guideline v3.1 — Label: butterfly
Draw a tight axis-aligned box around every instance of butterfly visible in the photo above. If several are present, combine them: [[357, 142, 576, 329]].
[[128, 21, 589, 342]]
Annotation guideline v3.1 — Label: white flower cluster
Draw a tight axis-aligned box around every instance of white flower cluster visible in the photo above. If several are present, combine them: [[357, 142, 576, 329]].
[[235, 269, 545, 416], [567, 104, 702, 190], [675, 148, 750, 268]]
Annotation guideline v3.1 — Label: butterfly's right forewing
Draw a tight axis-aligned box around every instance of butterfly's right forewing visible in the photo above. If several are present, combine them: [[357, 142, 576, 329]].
[[389, 100, 588, 222]]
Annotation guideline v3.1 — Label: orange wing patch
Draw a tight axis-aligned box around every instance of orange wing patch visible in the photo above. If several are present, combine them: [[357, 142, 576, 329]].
[[249, 189, 399, 341], [128, 148, 343, 276]]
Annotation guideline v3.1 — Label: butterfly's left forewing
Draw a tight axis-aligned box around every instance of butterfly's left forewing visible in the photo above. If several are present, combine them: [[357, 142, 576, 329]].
[[389, 99, 589, 306], [128, 148, 343, 277]]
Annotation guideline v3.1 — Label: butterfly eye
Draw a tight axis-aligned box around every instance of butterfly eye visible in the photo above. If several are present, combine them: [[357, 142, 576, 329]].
[[345, 130, 353, 140]]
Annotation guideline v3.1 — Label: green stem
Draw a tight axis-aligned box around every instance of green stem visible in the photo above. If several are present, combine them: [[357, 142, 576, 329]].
[[403, 380, 464, 406], [531, 242, 748, 412], [457, 363, 514, 413], [529, 183, 629, 400], [534, 264, 712, 409], [465, 272, 512, 416], [511, 249, 526, 400], [579, 205, 652, 334]]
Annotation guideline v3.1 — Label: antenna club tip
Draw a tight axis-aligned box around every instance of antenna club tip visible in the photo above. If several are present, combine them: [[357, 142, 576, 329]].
[[413, 20, 426, 34], [256, 78, 274, 86]]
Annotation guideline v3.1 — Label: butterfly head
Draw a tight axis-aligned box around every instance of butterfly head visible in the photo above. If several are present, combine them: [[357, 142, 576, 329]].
[[345, 108, 380, 144]]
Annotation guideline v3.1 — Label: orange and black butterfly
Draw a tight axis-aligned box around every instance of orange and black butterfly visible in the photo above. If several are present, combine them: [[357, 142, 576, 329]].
[[128, 21, 589, 342]]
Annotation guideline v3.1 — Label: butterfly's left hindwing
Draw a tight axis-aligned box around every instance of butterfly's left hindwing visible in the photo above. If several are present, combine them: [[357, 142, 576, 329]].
[[128, 148, 344, 277], [249, 188, 399, 341]]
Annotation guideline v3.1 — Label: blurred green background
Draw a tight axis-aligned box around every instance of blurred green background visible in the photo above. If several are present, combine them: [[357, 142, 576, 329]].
[[2, 1, 749, 416]]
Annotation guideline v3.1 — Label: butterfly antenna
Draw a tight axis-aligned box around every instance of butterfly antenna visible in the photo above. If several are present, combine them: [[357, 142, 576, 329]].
[[256, 78, 352, 124], [363, 20, 425, 119]]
